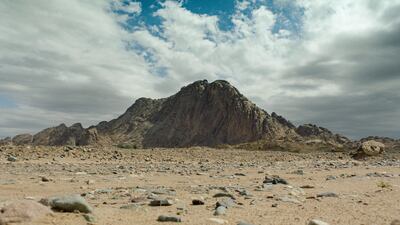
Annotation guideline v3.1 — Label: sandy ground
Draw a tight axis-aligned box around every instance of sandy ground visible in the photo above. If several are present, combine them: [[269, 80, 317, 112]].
[[1, 146, 400, 225]]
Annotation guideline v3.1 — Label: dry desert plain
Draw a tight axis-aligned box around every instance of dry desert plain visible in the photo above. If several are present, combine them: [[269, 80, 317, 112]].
[[1, 146, 400, 225]]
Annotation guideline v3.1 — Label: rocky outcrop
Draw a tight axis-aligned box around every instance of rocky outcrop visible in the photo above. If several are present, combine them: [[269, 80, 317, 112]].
[[32, 123, 96, 146], [12, 134, 33, 145], [11, 80, 349, 148], [296, 124, 350, 144]]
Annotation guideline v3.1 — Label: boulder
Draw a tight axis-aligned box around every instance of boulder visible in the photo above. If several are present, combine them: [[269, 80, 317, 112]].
[[40, 194, 92, 213], [0, 200, 52, 225], [359, 140, 385, 156]]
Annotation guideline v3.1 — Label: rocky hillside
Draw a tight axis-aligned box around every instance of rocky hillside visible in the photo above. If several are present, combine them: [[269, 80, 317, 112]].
[[9, 80, 350, 148]]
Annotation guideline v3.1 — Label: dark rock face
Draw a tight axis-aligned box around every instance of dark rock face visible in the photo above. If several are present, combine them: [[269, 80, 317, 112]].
[[12, 134, 33, 145], [142, 80, 289, 147]]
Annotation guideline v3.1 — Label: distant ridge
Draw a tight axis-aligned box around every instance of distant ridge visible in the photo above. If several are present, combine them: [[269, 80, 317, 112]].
[[9, 80, 350, 148]]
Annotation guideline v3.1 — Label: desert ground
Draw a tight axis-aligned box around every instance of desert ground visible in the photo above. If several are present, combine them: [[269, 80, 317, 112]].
[[1, 146, 399, 225]]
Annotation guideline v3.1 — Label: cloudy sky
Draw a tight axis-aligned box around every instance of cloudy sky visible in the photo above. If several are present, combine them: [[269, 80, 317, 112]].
[[0, 0, 399, 139]]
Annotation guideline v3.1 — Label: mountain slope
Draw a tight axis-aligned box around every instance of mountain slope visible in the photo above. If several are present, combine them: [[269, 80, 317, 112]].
[[10, 80, 348, 148]]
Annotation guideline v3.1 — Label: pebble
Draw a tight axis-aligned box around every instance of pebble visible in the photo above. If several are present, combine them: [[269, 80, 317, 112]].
[[41, 176, 51, 182], [214, 206, 227, 215], [83, 214, 96, 223], [317, 192, 338, 198], [216, 198, 235, 208], [192, 199, 205, 205], [326, 175, 337, 181], [263, 175, 288, 185], [213, 192, 235, 199], [308, 219, 330, 225], [278, 196, 301, 204], [7, 156, 17, 162], [157, 215, 181, 222]]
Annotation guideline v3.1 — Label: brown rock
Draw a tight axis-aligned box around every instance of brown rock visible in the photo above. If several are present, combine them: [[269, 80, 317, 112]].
[[0, 200, 52, 225], [359, 140, 385, 156]]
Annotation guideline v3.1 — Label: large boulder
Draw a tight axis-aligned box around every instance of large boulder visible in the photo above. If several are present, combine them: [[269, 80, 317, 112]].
[[359, 140, 385, 156], [0, 200, 52, 225], [40, 194, 93, 213]]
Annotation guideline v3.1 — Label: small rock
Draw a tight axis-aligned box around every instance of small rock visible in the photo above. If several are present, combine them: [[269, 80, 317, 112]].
[[308, 219, 330, 225], [216, 198, 235, 208], [192, 199, 205, 205], [317, 192, 338, 198], [157, 215, 181, 222], [149, 199, 174, 206], [234, 173, 246, 176], [83, 214, 96, 223], [213, 193, 235, 199], [271, 203, 278, 207], [325, 175, 337, 181], [278, 196, 301, 204], [7, 156, 17, 162], [300, 185, 315, 189], [214, 206, 227, 216], [41, 176, 51, 182], [263, 175, 288, 185]]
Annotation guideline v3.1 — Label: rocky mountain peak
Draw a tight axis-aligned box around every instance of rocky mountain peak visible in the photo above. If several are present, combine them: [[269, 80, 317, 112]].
[[9, 79, 349, 148]]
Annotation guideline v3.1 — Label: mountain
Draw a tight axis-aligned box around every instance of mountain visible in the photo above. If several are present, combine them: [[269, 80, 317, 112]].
[[10, 80, 349, 148]]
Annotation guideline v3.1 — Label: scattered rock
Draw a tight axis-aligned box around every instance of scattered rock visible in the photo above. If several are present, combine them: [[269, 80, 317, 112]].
[[308, 219, 330, 225], [317, 192, 338, 198], [0, 200, 52, 225], [41, 176, 51, 182], [213, 193, 235, 199], [278, 196, 301, 204], [192, 199, 205, 205], [263, 175, 288, 185], [214, 206, 227, 216], [216, 198, 235, 208], [40, 194, 93, 213], [83, 214, 96, 223], [7, 156, 17, 162], [157, 215, 181, 222], [149, 199, 174, 206], [326, 175, 337, 181], [300, 185, 314, 189]]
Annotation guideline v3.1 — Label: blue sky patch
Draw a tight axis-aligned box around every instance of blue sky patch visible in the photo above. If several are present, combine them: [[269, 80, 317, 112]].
[[0, 95, 16, 108]]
